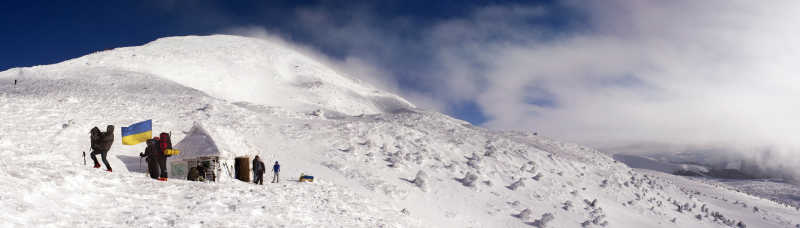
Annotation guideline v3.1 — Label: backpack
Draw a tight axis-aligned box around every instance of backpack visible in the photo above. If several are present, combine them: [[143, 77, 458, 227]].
[[159, 132, 172, 150], [159, 132, 180, 156], [90, 127, 101, 150]]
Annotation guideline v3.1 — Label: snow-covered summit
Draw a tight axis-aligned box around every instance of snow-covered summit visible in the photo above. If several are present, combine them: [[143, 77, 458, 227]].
[[27, 35, 414, 115]]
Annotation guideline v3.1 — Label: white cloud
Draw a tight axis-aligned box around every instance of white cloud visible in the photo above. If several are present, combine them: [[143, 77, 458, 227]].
[[437, 0, 800, 179], [222, 1, 800, 180], [476, 1, 800, 143]]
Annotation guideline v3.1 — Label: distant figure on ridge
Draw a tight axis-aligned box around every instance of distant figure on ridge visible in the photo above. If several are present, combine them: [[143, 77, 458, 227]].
[[90, 125, 114, 172], [272, 161, 280, 183], [252, 156, 265, 185]]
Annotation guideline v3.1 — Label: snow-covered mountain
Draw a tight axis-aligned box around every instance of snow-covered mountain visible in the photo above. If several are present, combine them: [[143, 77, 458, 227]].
[[44, 35, 414, 115], [0, 35, 797, 227]]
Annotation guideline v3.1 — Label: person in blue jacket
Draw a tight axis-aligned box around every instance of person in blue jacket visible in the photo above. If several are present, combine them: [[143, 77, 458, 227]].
[[272, 161, 280, 183]]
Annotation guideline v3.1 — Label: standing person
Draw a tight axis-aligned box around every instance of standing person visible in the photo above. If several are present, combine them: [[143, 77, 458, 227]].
[[272, 161, 280, 183], [140, 138, 160, 179], [252, 156, 265, 185], [90, 125, 114, 172], [155, 136, 170, 181], [139, 137, 168, 181]]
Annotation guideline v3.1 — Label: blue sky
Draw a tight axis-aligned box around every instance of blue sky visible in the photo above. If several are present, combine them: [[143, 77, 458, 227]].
[[0, 0, 574, 125]]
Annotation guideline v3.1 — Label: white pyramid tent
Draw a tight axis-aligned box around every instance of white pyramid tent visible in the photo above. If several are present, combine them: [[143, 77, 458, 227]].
[[168, 123, 257, 181]]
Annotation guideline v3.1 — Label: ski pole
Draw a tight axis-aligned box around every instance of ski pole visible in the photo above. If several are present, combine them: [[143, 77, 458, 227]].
[[82, 151, 86, 165]]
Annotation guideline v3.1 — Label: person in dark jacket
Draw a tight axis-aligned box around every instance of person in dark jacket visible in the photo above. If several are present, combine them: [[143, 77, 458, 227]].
[[90, 125, 114, 172], [139, 137, 168, 181], [252, 156, 265, 185], [140, 138, 159, 179], [272, 161, 280, 183]]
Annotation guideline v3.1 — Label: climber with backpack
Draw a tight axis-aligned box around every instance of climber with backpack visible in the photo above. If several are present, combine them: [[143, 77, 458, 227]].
[[139, 132, 175, 181], [252, 155, 265, 185], [89, 125, 115, 172], [156, 132, 178, 180], [140, 138, 161, 179]]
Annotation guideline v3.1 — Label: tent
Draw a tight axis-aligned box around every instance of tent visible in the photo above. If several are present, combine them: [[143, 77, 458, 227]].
[[168, 123, 258, 182]]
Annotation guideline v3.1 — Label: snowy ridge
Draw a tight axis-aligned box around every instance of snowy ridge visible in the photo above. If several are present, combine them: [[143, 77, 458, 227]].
[[0, 35, 798, 227], [25, 35, 413, 115]]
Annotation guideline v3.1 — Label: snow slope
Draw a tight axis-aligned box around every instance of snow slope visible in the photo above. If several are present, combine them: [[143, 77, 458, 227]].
[[43, 35, 414, 115], [0, 35, 798, 227]]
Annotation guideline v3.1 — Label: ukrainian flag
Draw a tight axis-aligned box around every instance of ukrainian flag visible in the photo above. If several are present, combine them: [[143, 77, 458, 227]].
[[121, 119, 152, 145]]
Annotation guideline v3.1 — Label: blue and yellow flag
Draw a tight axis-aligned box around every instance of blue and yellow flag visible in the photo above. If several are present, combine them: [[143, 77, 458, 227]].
[[121, 119, 152, 145]]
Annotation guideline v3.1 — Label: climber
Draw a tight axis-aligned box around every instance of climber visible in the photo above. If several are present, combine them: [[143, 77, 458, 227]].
[[90, 125, 114, 172]]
